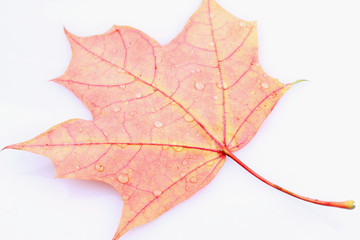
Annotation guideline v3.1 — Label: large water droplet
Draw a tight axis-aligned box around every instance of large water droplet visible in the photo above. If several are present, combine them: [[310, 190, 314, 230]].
[[95, 163, 104, 172], [154, 120, 164, 128], [195, 82, 205, 90], [184, 114, 194, 122], [261, 82, 269, 89], [153, 189, 162, 197], [117, 173, 129, 183]]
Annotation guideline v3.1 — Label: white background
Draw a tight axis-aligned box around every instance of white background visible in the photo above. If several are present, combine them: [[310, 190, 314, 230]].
[[0, 0, 359, 239]]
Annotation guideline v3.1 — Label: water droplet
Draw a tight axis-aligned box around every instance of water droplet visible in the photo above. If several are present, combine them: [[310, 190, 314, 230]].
[[117, 173, 129, 183], [154, 120, 163, 128], [120, 84, 126, 90], [118, 143, 128, 149], [182, 160, 188, 166], [216, 82, 222, 89], [195, 82, 205, 90], [75, 165, 81, 170], [104, 131, 109, 137], [88, 85, 92, 89], [122, 195, 130, 200], [150, 107, 156, 112], [130, 111, 137, 116], [261, 82, 269, 89], [190, 176, 198, 183], [78, 128, 83, 132], [112, 106, 121, 112], [191, 69, 196, 74], [213, 95, 219, 100], [174, 64, 179, 68], [171, 140, 184, 152], [209, 42, 214, 47], [95, 163, 104, 172], [184, 114, 194, 122], [180, 172, 186, 178], [153, 189, 162, 197], [206, 160, 215, 166], [135, 93, 142, 98], [210, 14, 215, 18], [190, 50, 194, 54], [171, 101, 176, 105]]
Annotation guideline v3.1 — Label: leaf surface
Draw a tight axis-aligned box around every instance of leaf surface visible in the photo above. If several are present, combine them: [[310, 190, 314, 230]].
[[7, 0, 294, 238]]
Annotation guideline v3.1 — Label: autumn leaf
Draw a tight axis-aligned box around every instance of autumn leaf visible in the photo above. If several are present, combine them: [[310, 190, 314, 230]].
[[4, 0, 354, 239]]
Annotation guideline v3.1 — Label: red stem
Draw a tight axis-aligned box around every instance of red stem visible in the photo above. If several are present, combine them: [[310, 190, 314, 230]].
[[223, 147, 355, 210]]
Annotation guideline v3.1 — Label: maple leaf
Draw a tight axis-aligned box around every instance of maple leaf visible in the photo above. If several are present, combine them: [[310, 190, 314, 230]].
[[4, 0, 354, 239]]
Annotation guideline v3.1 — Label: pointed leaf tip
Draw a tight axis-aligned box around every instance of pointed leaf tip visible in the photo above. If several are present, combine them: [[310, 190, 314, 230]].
[[294, 79, 309, 84], [285, 79, 308, 88], [2, 144, 23, 151]]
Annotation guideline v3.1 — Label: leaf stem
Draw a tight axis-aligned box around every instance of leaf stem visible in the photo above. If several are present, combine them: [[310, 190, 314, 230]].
[[223, 147, 355, 210]]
